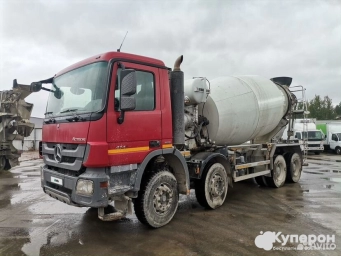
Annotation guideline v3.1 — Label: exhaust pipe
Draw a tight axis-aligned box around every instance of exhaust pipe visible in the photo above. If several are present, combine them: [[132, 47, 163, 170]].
[[170, 55, 185, 148], [173, 55, 183, 71]]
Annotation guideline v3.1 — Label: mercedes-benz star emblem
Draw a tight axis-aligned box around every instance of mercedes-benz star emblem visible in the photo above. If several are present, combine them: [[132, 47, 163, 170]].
[[54, 144, 62, 163]]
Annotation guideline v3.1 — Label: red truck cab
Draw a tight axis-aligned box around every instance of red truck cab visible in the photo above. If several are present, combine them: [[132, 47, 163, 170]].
[[41, 52, 189, 227]]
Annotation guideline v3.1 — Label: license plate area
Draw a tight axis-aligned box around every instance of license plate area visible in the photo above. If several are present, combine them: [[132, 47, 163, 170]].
[[51, 176, 63, 186]]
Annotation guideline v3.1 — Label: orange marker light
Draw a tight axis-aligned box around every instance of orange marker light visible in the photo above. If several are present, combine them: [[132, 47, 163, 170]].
[[100, 181, 109, 188]]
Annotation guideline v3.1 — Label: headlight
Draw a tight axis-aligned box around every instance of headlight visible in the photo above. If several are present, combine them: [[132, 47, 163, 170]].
[[76, 179, 94, 196]]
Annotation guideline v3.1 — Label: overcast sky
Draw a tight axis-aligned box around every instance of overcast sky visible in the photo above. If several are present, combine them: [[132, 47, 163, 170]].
[[1, 0, 340, 117]]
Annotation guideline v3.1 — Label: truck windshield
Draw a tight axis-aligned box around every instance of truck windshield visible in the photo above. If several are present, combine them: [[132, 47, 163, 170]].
[[302, 131, 323, 141], [45, 62, 108, 117]]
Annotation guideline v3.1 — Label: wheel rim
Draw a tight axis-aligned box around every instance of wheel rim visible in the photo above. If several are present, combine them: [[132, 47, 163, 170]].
[[209, 172, 225, 197], [153, 182, 173, 215], [291, 159, 300, 179], [274, 161, 286, 186], [206, 165, 227, 208]]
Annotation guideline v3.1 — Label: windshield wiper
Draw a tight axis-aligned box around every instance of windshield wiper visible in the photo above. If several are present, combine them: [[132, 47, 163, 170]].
[[60, 108, 79, 114], [44, 111, 56, 124], [66, 113, 85, 122]]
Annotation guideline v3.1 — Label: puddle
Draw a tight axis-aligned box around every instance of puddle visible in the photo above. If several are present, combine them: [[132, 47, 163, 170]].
[[312, 162, 332, 166], [303, 171, 323, 175], [323, 184, 334, 189], [323, 177, 341, 183]]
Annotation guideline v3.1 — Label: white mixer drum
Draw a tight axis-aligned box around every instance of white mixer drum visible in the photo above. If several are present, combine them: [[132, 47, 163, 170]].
[[199, 76, 289, 145]]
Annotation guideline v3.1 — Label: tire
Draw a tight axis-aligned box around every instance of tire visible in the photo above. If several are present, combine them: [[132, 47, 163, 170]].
[[134, 170, 178, 228], [0, 157, 6, 171], [265, 155, 287, 188], [336, 147, 341, 155], [286, 153, 302, 183], [255, 176, 268, 187], [195, 163, 228, 209]]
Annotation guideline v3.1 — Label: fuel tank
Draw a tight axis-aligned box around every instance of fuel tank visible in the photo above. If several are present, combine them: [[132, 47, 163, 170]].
[[199, 76, 290, 145]]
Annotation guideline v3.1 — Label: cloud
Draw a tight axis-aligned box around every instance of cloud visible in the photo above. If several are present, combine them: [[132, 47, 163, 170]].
[[1, 0, 340, 117]]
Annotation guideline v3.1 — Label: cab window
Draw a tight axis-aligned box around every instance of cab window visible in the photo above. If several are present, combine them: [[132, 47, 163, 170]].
[[115, 69, 155, 111], [332, 134, 338, 141]]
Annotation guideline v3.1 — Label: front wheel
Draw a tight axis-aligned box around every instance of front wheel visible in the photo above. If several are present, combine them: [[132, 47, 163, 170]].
[[195, 163, 228, 209], [265, 155, 287, 188], [134, 170, 178, 228], [335, 147, 341, 155]]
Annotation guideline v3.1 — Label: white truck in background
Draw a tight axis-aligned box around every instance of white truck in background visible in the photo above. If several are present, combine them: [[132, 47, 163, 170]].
[[316, 121, 341, 155], [282, 119, 324, 154]]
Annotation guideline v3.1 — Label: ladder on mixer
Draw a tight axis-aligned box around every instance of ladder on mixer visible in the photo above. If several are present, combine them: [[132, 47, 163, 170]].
[[289, 85, 309, 166]]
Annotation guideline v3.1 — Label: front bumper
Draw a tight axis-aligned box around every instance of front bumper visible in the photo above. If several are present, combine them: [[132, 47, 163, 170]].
[[305, 146, 324, 151], [41, 165, 109, 208]]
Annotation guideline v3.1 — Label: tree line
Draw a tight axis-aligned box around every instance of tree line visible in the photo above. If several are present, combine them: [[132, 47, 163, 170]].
[[304, 95, 341, 120]]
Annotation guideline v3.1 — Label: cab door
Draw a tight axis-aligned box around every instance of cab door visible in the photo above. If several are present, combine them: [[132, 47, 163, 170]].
[[107, 62, 162, 165], [330, 133, 338, 150]]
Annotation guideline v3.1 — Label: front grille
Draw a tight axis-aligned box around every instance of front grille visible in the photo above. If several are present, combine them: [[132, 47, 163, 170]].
[[63, 156, 76, 163], [62, 144, 78, 150], [47, 165, 85, 177], [42, 142, 87, 172]]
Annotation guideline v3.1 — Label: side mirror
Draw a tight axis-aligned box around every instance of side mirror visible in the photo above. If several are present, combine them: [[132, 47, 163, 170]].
[[54, 88, 64, 99], [30, 82, 42, 92], [118, 69, 137, 124]]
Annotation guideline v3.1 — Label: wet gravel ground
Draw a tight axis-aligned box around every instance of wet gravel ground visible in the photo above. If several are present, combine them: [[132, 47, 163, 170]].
[[0, 153, 340, 256]]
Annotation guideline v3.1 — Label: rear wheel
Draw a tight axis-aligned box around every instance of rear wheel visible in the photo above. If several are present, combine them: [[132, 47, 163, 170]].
[[265, 155, 287, 188], [195, 163, 228, 209], [134, 170, 178, 228], [0, 157, 6, 171], [286, 153, 302, 183]]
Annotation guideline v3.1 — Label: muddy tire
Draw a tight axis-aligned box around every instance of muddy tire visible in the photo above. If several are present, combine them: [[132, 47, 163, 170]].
[[336, 147, 341, 155], [265, 155, 287, 188], [255, 176, 268, 187], [0, 157, 10, 171], [195, 163, 228, 209], [134, 170, 178, 228], [0, 157, 6, 171], [286, 153, 302, 183]]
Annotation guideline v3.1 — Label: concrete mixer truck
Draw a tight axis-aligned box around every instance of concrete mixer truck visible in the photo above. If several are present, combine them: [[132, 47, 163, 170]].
[[30, 52, 302, 228]]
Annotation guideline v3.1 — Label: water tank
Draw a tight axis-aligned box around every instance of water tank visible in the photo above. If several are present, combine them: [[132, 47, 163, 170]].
[[199, 76, 290, 145]]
